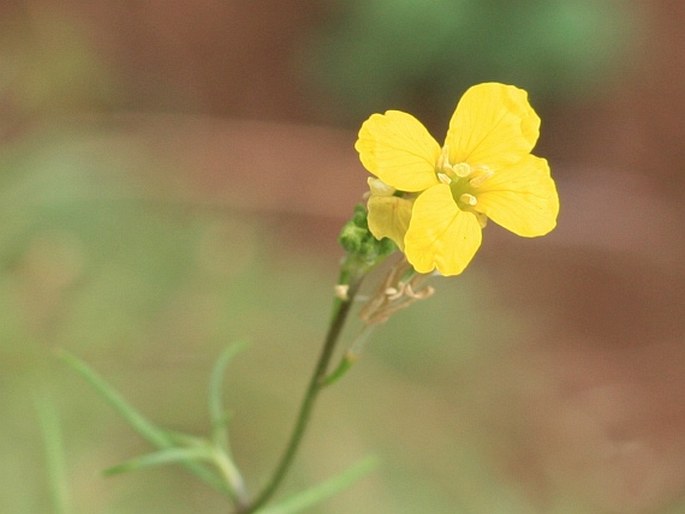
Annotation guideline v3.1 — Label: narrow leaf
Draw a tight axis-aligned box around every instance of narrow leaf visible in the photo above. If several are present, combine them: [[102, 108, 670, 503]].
[[162, 429, 207, 448], [208, 341, 248, 451], [104, 446, 213, 476], [258, 456, 379, 514], [36, 395, 71, 514], [58, 349, 168, 446], [57, 349, 231, 496]]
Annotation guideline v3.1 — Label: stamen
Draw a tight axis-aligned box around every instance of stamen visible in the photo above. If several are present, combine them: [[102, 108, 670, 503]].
[[453, 162, 472, 178], [437, 172, 452, 185], [436, 150, 446, 170], [459, 193, 478, 206], [469, 168, 494, 187]]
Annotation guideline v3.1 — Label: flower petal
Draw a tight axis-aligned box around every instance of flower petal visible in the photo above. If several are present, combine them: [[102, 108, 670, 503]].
[[404, 184, 482, 276], [355, 110, 441, 192], [475, 155, 559, 237], [367, 193, 413, 250], [444, 83, 540, 169]]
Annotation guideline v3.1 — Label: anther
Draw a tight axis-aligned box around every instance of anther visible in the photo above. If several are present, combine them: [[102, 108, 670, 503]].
[[453, 162, 472, 178], [459, 193, 478, 206], [437, 172, 452, 185]]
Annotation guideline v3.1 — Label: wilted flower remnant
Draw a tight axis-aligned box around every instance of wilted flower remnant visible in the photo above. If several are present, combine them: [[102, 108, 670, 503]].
[[359, 258, 434, 325]]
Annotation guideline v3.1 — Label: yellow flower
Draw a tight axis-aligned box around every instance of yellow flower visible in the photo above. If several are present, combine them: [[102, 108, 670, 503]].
[[355, 82, 559, 276]]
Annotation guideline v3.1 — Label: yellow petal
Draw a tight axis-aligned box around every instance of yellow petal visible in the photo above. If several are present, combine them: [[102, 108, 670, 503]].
[[475, 155, 559, 237], [404, 184, 482, 276], [355, 110, 441, 192], [367, 193, 413, 250], [444, 83, 540, 169]]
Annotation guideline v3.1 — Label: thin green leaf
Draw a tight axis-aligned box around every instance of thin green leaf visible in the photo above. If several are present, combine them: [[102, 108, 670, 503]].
[[35, 395, 71, 514], [57, 349, 231, 496], [258, 456, 379, 514], [58, 349, 168, 446], [104, 446, 213, 476], [207, 342, 251, 506], [209, 341, 248, 451], [162, 429, 207, 448]]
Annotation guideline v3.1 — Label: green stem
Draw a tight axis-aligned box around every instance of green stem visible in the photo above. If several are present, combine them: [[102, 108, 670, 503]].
[[239, 269, 364, 513]]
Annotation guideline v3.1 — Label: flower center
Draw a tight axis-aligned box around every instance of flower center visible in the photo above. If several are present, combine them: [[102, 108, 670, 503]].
[[436, 150, 493, 211]]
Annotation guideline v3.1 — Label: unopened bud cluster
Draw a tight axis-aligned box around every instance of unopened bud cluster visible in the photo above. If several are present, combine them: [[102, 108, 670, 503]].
[[338, 204, 395, 266]]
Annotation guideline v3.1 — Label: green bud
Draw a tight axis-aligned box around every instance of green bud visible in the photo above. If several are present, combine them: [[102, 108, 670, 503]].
[[338, 204, 396, 267]]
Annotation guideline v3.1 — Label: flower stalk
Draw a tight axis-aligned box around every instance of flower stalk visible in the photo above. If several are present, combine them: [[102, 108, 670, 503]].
[[238, 264, 366, 513]]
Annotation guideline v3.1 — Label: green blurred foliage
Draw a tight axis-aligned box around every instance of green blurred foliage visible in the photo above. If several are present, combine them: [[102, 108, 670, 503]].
[[302, 0, 637, 122]]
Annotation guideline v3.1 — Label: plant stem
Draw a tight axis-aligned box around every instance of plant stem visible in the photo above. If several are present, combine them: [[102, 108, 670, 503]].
[[238, 271, 364, 513]]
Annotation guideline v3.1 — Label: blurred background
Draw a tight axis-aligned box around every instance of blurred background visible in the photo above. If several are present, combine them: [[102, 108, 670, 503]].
[[2, 1, 685, 513]]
